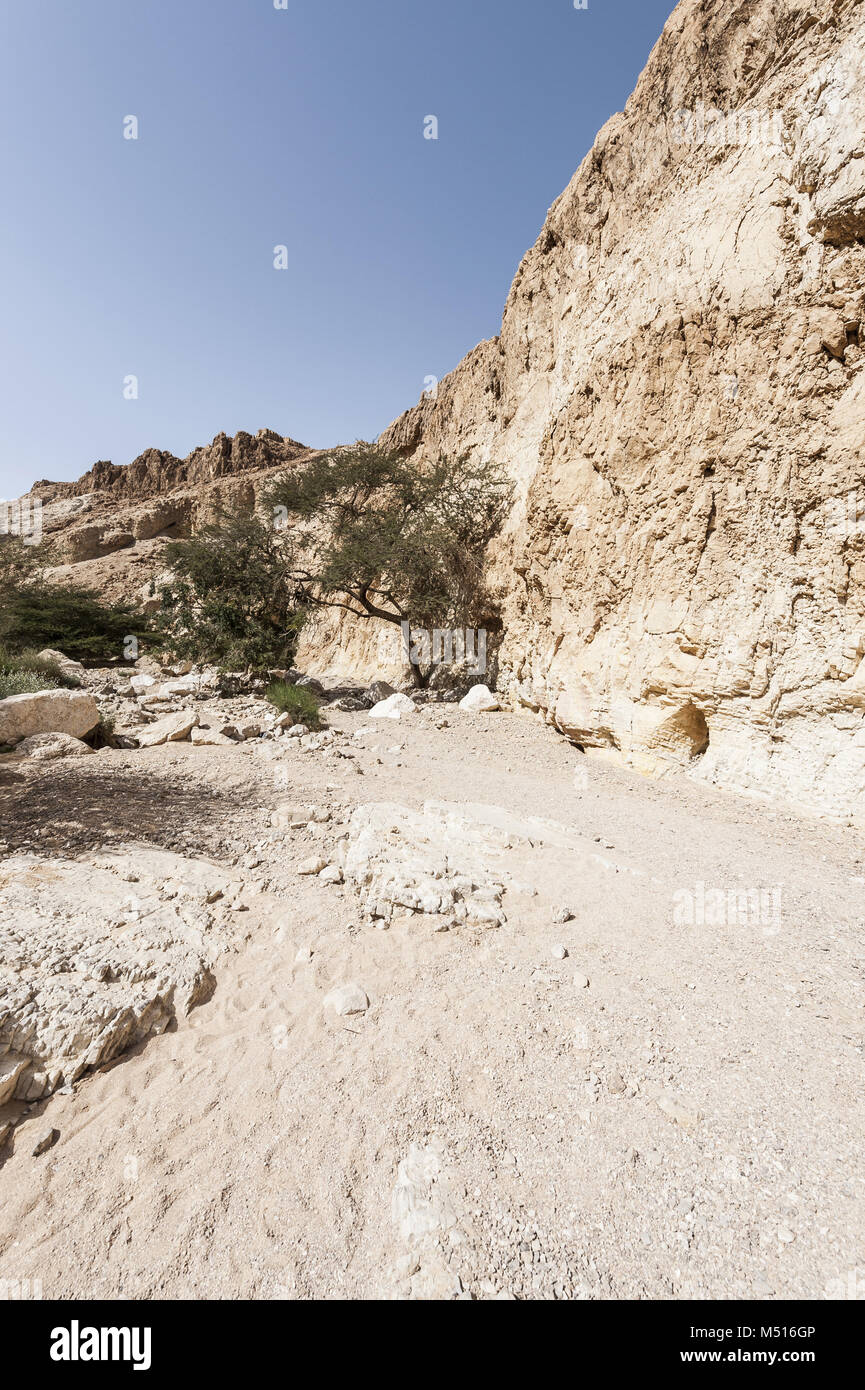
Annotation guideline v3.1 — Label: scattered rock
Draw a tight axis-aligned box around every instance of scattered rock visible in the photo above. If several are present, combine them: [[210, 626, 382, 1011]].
[[656, 1092, 702, 1130], [459, 684, 501, 713], [323, 983, 369, 1016], [370, 692, 418, 720], [32, 1127, 59, 1157], [368, 679, 398, 703], [137, 709, 199, 747], [298, 856, 328, 876], [190, 726, 236, 747]]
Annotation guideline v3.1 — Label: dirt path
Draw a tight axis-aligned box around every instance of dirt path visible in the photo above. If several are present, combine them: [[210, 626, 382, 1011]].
[[1, 705, 863, 1299]]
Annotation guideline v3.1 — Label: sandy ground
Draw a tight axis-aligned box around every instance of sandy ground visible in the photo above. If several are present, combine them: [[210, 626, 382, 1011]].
[[0, 704, 863, 1300]]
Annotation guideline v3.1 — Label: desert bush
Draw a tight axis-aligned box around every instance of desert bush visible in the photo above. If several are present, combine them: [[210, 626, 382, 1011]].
[[0, 573, 150, 664], [0, 644, 79, 699], [265, 680, 322, 729], [158, 513, 305, 674]]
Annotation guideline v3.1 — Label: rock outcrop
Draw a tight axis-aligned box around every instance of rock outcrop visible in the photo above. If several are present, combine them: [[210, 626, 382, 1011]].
[[0, 847, 244, 1103], [374, 0, 865, 824], [24, 430, 319, 603]]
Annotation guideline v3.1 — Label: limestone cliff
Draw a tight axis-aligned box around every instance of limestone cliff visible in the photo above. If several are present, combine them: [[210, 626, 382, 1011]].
[[373, 0, 865, 824]]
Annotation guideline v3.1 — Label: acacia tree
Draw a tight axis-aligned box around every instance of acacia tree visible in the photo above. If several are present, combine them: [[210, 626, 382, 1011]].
[[157, 511, 305, 673], [265, 442, 512, 687]]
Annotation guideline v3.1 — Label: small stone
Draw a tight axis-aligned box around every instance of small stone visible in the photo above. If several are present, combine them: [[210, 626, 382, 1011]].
[[777, 1226, 796, 1245], [323, 983, 369, 1016], [318, 864, 344, 885], [656, 1092, 702, 1130], [458, 684, 501, 713], [553, 907, 575, 924], [295, 947, 313, 963], [32, 1126, 59, 1157], [298, 856, 328, 876], [551, 944, 568, 960], [573, 973, 591, 989]]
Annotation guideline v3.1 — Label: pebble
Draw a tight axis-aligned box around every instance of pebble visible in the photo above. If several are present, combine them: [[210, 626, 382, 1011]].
[[573, 974, 591, 989], [551, 944, 568, 960]]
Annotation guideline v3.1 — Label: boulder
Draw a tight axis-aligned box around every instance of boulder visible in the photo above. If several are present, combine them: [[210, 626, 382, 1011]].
[[0, 846, 245, 1106], [0, 689, 100, 745], [129, 673, 156, 695], [368, 679, 398, 703], [190, 726, 236, 747], [14, 732, 95, 761], [370, 692, 418, 720], [137, 709, 199, 747], [35, 649, 86, 684], [295, 675, 325, 696], [458, 684, 501, 713]]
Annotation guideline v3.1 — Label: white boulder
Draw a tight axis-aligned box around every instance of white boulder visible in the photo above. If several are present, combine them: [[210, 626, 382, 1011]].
[[458, 684, 501, 713], [0, 688, 100, 746], [137, 709, 199, 747], [370, 692, 418, 720]]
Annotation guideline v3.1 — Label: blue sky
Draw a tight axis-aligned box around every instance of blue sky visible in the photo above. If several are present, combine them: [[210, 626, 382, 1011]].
[[0, 0, 675, 496]]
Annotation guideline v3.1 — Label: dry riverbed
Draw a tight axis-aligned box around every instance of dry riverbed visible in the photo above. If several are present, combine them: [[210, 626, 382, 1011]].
[[0, 703, 863, 1299]]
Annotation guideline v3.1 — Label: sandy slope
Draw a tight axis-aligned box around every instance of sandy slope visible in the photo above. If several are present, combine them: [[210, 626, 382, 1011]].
[[0, 706, 863, 1300]]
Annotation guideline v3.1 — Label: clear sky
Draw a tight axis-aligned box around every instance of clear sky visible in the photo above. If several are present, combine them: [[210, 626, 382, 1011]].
[[0, 0, 676, 496]]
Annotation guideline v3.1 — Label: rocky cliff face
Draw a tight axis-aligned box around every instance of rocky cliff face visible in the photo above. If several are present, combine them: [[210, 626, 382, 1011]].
[[25, 430, 319, 606], [375, 0, 865, 825]]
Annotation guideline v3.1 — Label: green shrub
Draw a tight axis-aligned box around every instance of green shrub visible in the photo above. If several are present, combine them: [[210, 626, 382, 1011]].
[[0, 584, 151, 662], [265, 680, 322, 729], [158, 513, 305, 674], [0, 645, 78, 699]]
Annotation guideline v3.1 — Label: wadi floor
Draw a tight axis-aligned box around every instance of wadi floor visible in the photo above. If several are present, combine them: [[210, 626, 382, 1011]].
[[0, 705, 863, 1300]]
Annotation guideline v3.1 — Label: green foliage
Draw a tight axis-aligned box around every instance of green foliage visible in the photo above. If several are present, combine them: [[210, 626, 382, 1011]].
[[0, 582, 148, 662], [265, 442, 511, 683], [0, 644, 79, 699], [265, 679, 322, 729], [158, 511, 305, 674]]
